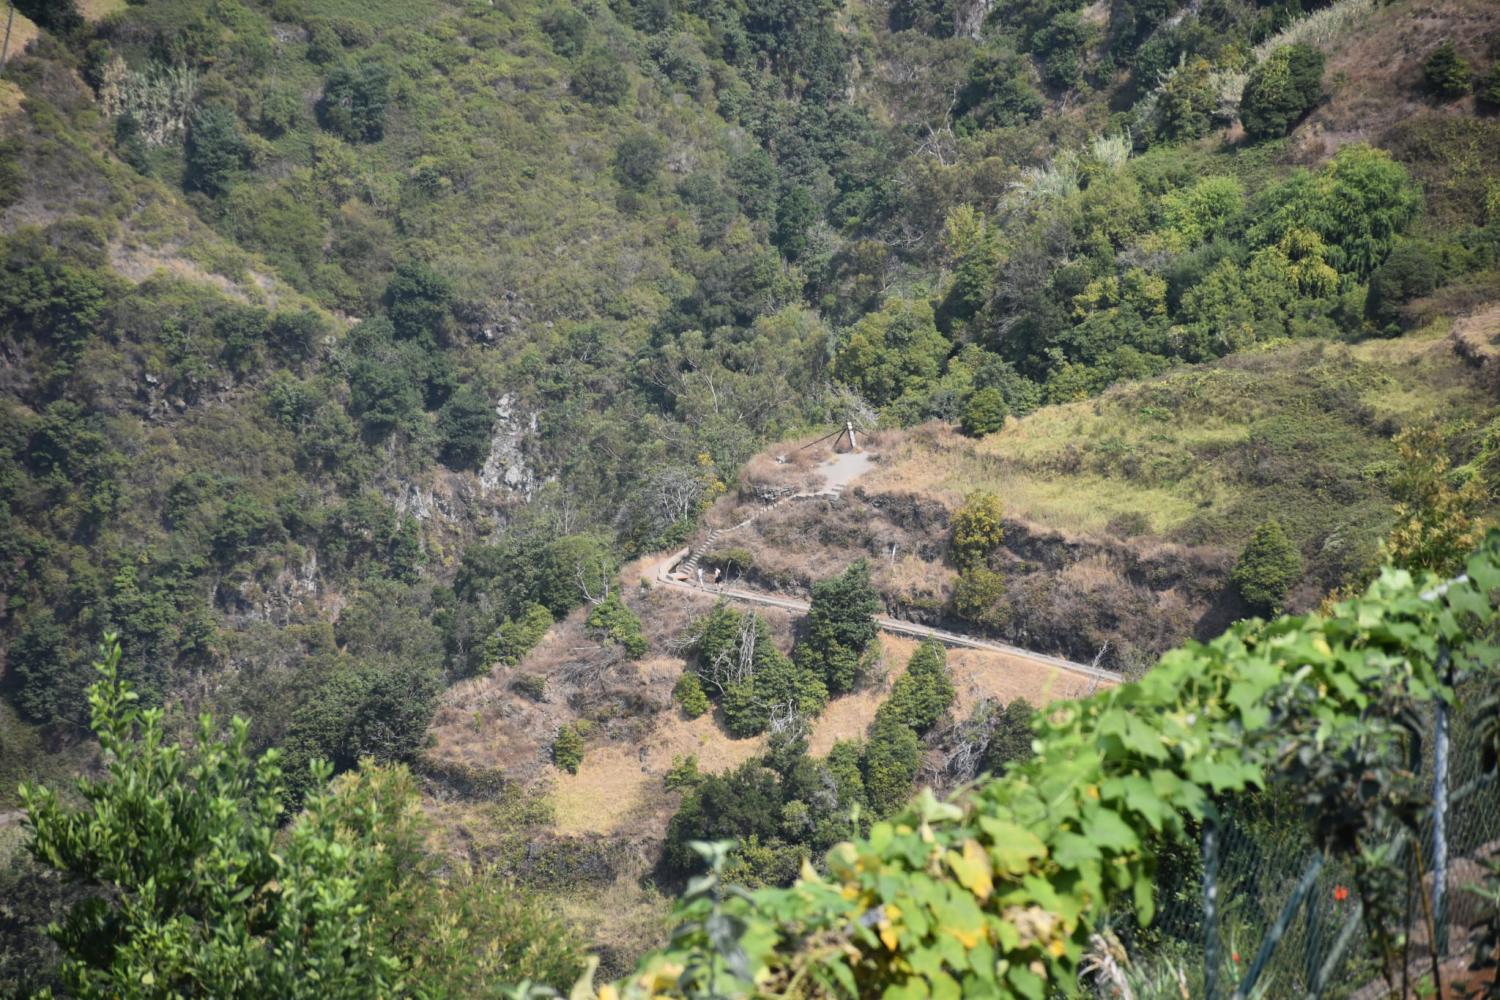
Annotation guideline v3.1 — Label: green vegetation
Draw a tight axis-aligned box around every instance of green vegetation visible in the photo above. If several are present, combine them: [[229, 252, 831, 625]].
[[672, 672, 711, 719], [960, 386, 1009, 437], [687, 602, 827, 738], [795, 561, 882, 696], [4, 0, 1500, 986], [1424, 42, 1472, 100], [868, 334, 1495, 576], [1239, 44, 1324, 142], [620, 535, 1500, 998], [585, 592, 649, 658], [662, 735, 866, 888], [552, 724, 586, 775], [1230, 518, 1303, 614], [485, 603, 554, 668], [878, 641, 956, 734], [19, 638, 584, 997], [950, 490, 1006, 571]]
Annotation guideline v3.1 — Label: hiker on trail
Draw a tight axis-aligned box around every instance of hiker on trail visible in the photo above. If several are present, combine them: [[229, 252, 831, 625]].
[[713, 566, 722, 587], [696, 566, 704, 588]]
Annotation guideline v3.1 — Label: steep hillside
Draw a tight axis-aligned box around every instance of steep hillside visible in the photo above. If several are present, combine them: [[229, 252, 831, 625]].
[[3, 0, 1500, 989]]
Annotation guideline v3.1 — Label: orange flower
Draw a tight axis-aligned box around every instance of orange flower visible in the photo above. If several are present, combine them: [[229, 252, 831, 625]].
[[1232, 952, 1241, 964], [1333, 885, 1350, 902]]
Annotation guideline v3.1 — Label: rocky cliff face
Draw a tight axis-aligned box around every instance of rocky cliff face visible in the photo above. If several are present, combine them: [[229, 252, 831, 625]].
[[479, 393, 539, 499]]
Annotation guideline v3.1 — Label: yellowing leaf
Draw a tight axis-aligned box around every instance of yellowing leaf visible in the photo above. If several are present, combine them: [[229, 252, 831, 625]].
[[946, 839, 993, 901]]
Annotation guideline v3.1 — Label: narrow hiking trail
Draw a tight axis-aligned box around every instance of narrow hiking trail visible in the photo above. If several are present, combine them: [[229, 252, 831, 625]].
[[655, 452, 1119, 687]]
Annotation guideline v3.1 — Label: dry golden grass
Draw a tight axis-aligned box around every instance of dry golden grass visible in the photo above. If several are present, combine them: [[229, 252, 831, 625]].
[[0, 11, 39, 64], [875, 554, 956, 609], [0, 79, 23, 132], [1290, 0, 1500, 158], [550, 711, 765, 836], [807, 633, 1110, 756], [78, 0, 127, 20]]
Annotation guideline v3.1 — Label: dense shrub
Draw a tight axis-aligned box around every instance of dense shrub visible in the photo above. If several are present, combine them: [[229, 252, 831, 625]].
[[614, 131, 666, 191], [1230, 518, 1302, 613], [385, 261, 453, 341], [832, 299, 950, 409], [1239, 44, 1324, 142], [663, 754, 703, 790], [552, 725, 585, 774], [184, 106, 245, 196], [956, 46, 1043, 130], [1365, 242, 1442, 331], [673, 671, 711, 718], [721, 643, 827, 738], [20, 642, 587, 997], [437, 386, 495, 470], [861, 711, 922, 817], [796, 561, 881, 695], [585, 591, 649, 658], [1478, 63, 1500, 110], [540, 7, 590, 57], [1253, 145, 1422, 280], [318, 60, 391, 142], [485, 603, 554, 668], [1155, 57, 1218, 142], [1423, 42, 1471, 100], [880, 641, 955, 733], [960, 386, 1009, 437], [952, 566, 1008, 628], [512, 674, 548, 701], [980, 698, 1036, 775], [950, 490, 1005, 570], [572, 49, 630, 105]]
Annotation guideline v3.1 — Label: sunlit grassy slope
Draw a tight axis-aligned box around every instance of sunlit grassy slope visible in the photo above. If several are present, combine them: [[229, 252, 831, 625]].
[[864, 326, 1492, 550]]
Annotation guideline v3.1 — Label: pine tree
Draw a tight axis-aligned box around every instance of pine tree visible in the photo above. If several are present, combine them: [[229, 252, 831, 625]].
[[1230, 519, 1302, 614]]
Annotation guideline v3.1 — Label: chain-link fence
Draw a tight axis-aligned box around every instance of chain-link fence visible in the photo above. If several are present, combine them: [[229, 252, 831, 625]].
[[1112, 679, 1499, 999]]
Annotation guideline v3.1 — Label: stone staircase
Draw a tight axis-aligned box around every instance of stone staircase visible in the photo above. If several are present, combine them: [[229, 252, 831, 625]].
[[678, 527, 722, 577]]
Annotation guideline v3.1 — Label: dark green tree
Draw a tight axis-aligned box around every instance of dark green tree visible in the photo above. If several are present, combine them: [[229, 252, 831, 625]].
[[1156, 56, 1217, 141], [1035, 12, 1087, 90], [572, 49, 631, 105], [861, 711, 922, 817], [1365, 242, 1442, 331], [1423, 42, 1471, 100], [1239, 44, 1324, 142], [437, 386, 494, 470], [881, 641, 955, 733], [956, 46, 1043, 129], [798, 561, 881, 695], [773, 186, 816, 261], [184, 106, 245, 196], [552, 724, 585, 773], [540, 7, 590, 57], [318, 60, 392, 142], [1230, 518, 1302, 614], [980, 698, 1034, 775], [960, 387, 1009, 437], [1477, 63, 1500, 109], [614, 130, 667, 191], [385, 261, 452, 340]]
